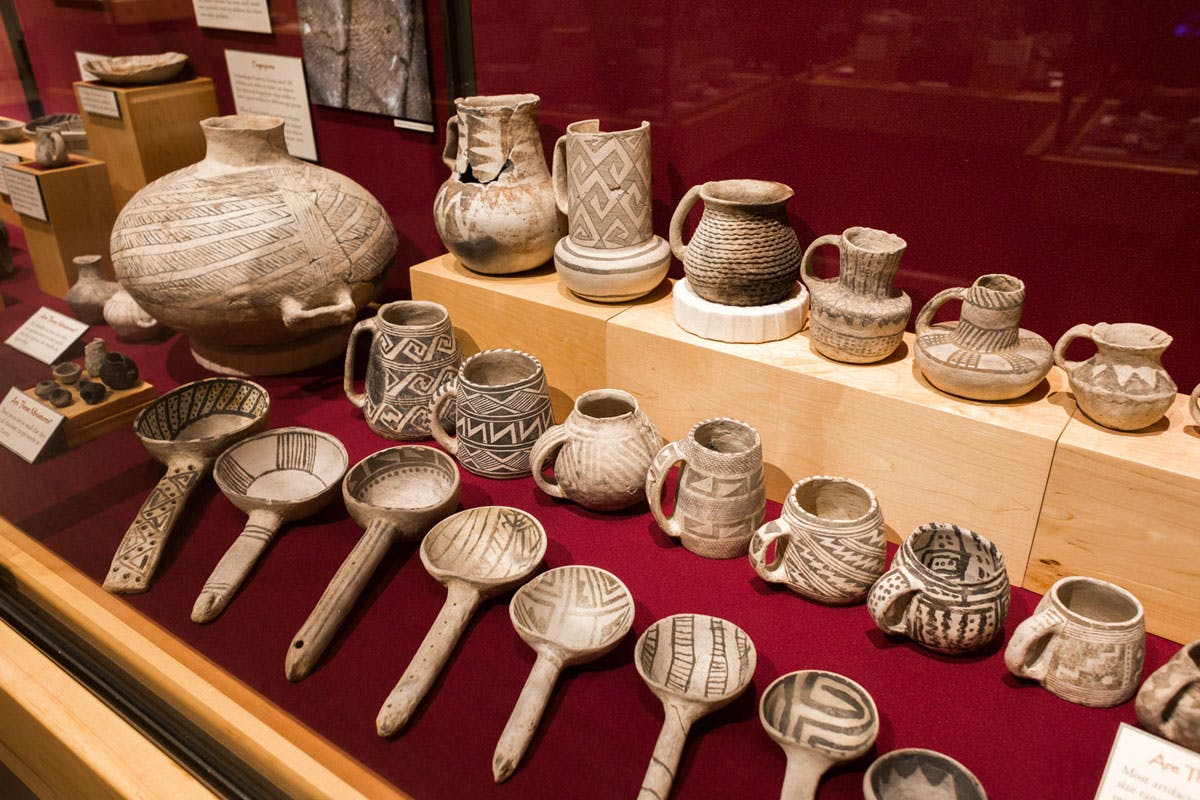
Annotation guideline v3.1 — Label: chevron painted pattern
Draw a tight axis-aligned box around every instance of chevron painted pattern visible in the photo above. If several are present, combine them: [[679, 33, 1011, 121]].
[[564, 123, 652, 249]]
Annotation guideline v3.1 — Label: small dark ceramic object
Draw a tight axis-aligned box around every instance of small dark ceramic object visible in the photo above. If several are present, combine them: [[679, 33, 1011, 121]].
[[99, 352, 139, 390], [52, 361, 82, 385], [49, 387, 73, 408], [78, 380, 107, 405], [34, 380, 57, 399]]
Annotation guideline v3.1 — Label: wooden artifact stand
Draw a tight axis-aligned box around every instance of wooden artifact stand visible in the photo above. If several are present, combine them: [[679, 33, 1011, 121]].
[[22, 379, 156, 448]]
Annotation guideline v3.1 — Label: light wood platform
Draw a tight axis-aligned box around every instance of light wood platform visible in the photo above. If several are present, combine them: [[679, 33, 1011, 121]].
[[23, 379, 156, 448]]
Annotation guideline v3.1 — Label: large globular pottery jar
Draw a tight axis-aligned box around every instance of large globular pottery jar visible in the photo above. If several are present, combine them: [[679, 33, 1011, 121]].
[[110, 114, 397, 375], [433, 93, 563, 275]]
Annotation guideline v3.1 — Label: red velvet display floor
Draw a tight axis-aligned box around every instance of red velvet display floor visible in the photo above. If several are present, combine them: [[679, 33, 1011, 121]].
[[0, 240, 1183, 800]]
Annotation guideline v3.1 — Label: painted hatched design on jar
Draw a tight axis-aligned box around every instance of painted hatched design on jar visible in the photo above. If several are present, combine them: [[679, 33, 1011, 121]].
[[423, 506, 544, 581], [760, 671, 877, 755], [511, 566, 633, 650], [565, 125, 652, 249]]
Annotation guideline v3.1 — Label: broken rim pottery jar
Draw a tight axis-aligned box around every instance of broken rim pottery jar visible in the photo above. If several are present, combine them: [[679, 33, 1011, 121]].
[[635, 613, 756, 800], [645, 417, 766, 559], [105, 377, 270, 593], [800, 226, 911, 363], [867, 522, 1010, 654], [759, 670, 879, 800], [551, 119, 670, 301], [192, 427, 348, 623], [530, 388, 661, 511], [64, 254, 119, 324], [433, 94, 563, 275], [343, 300, 461, 441], [110, 114, 397, 375], [1136, 639, 1200, 752], [669, 179, 802, 307], [83, 51, 188, 85], [863, 748, 988, 800], [103, 289, 163, 341], [98, 352, 139, 390], [430, 348, 554, 479], [1005, 575, 1145, 707], [914, 274, 1052, 401], [748, 475, 886, 605], [1054, 322, 1177, 431]]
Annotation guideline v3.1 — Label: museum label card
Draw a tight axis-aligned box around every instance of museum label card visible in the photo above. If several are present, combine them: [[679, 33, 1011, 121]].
[[0, 151, 23, 196], [225, 50, 317, 161], [77, 84, 121, 119], [5, 307, 89, 364], [0, 387, 64, 463], [75, 51, 108, 82], [4, 167, 47, 222], [1095, 723, 1200, 800], [193, 0, 271, 34]]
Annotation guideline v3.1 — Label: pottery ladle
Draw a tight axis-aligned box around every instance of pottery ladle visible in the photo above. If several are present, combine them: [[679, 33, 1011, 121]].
[[492, 565, 634, 783], [191, 427, 348, 623], [105, 377, 269, 593], [759, 670, 879, 800], [286, 446, 461, 681], [863, 748, 988, 800], [635, 613, 757, 799], [376, 505, 547, 736]]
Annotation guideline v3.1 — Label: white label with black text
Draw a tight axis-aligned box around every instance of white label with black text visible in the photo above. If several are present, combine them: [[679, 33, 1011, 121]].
[[77, 84, 121, 119], [5, 307, 89, 364], [4, 167, 47, 221], [0, 387, 64, 463], [1095, 723, 1200, 800]]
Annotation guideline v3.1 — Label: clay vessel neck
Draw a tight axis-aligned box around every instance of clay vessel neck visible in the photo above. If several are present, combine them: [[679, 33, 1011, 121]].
[[455, 94, 544, 183], [1090, 322, 1171, 364], [952, 273, 1025, 352], [200, 115, 290, 169], [375, 301, 450, 335], [835, 227, 906, 298], [699, 179, 791, 216]]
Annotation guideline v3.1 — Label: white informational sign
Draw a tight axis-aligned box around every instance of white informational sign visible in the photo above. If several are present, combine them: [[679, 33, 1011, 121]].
[[76, 84, 121, 119], [0, 151, 22, 196], [75, 51, 108, 82], [5, 307, 89, 364], [193, 0, 271, 34], [1095, 723, 1200, 800], [0, 387, 64, 463], [224, 50, 317, 161], [4, 167, 47, 222]]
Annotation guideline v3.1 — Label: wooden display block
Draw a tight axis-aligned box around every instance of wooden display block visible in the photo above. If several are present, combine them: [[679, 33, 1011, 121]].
[[1025, 394, 1200, 642], [410, 253, 668, 422], [0, 136, 36, 230], [74, 77, 218, 210], [605, 291, 1076, 582], [5, 157, 117, 298], [23, 380, 156, 448]]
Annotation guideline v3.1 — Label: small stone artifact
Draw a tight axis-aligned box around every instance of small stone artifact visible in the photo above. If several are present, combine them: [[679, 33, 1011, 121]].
[[645, 417, 766, 558], [52, 361, 81, 385], [635, 613, 756, 800], [801, 227, 911, 363], [111, 115, 396, 374], [78, 380, 106, 405], [34, 129, 69, 168], [286, 445, 460, 681], [103, 289, 163, 341], [193, 427, 347, 623], [867, 522, 1010, 654], [914, 274, 1052, 401], [759, 670, 879, 800], [430, 349, 554, 479], [1005, 576, 1145, 707], [49, 388, 73, 407], [863, 749, 988, 800], [343, 300, 460, 440], [105, 378, 270, 593], [64, 255, 119, 324], [551, 119, 670, 301], [376, 506, 547, 736], [669, 179, 802, 306], [1137, 639, 1200, 752], [98, 352, 139, 390], [530, 388, 660, 511], [84, 338, 107, 378], [34, 380, 56, 399], [493, 565, 633, 783], [748, 475, 886, 605], [83, 52, 188, 85], [1054, 322, 1177, 431], [433, 94, 562, 275]]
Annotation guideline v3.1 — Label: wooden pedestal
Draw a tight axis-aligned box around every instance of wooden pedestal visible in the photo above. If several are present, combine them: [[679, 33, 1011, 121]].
[[5, 158, 117, 298], [23, 380, 156, 449], [74, 78, 217, 210], [0, 137, 36, 230]]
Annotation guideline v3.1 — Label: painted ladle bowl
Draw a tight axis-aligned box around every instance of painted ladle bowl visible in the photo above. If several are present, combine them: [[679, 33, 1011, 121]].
[[863, 748, 988, 800]]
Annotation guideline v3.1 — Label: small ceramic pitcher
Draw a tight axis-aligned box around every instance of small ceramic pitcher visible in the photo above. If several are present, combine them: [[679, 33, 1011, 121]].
[[65, 255, 119, 325], [645, 417, 766, 558], [344, 300, 461, 440], [530, 389, 661, 511], [1005, 576, 1145, 707], [867, 522, 1010, 654], [748, 475, 886, 604], [1137, 639, 1200, 752], [1054, 322, 1177, 431], [430, 349, 554, 479]]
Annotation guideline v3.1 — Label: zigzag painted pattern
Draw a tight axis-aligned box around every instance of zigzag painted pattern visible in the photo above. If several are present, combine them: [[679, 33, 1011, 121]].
[[566, 131, 651, 249]]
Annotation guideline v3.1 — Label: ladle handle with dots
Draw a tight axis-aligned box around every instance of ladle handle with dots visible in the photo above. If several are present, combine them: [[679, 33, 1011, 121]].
[[104, 462, 204, 594]]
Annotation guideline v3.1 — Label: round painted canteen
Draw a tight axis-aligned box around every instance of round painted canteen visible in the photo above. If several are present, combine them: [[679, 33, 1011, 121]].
[[759, 670, 879, 800], [635, 613, 757, 800], [376, 505, 547, 737], [191, 427, 348, 623], [286, 445, 461, 681], [863, 748, 988, 800], [493, 565, 634, 783], [105, 377, 270, 594]]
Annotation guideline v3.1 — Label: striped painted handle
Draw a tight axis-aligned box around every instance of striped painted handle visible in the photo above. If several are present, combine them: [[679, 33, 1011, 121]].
[[191, 508, 283, 624]]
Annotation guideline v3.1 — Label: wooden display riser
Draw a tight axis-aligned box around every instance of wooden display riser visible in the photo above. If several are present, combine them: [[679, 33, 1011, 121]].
[[22, 380, 156, 448]]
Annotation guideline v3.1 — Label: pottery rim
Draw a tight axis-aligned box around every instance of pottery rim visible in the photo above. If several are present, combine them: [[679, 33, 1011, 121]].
[[842, 226, 906, 254], [455, 93, 539, 112], [52, 362, 82, 383], [971, 273, 1025, 297], [510, 565, 633, 653], [213, 426, 348, 505], [787, 475, 879, 528], [376, 300, 449, 331], [903, 522, 1007, 582], [699, 179, 792, 208], [419, 506, 547, 585], [1047, 576, 1144, 628], [863, 748, 987, 800], [459, 348, 543, 390], [1089, 322, 1173, 353], [689, 417, 760, 457], [573, 388, 639, 421], [758, 669, 878, 755], [565, 118, 649, 137], [132, 377, 269, 445], [342, 445, 460, 514], [635, 613, 756, 702]]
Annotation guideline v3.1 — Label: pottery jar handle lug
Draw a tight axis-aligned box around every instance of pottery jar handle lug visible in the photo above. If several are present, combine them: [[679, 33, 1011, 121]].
[[799, 233, 843, 289], [1190, 383, 1200, 426], [1052, 323, 1094, 374], [342, 317, 378, 410], [645, 441, 685, 539], [866, 569, 923, 635], [914, 286, 967, 336], [281, 285, 356, 334], [1003, 607, 1065, 682], [746, 521, 791, 583], [429, 381, 460, 455], [668, 184, 703, 264], [551, 135, 570, 216], [442, 116, 460, 171], [530, 424, 570, 499]]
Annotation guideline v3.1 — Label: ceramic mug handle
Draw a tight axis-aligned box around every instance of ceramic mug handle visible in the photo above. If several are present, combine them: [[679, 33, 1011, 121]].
[[1191, 384, 1200, 426], [1003, 606, 1066, 682], [551, 135, 569, 216], [668, 185, 703, 263], [799, 233, 843, 287], [342, 317, 378, 410], [429, 382, 460, 455], [1137, 651, 1200, 734], [645, 441, 686, 539], [442, 116, 460, 171], [1053, 324, 1094, 374], [281, 285, 356, 333], [914, 286, 967, 336], [746, 521, 792, 584], [866, 568, 923, 635], [530, 424, 570, 499]]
